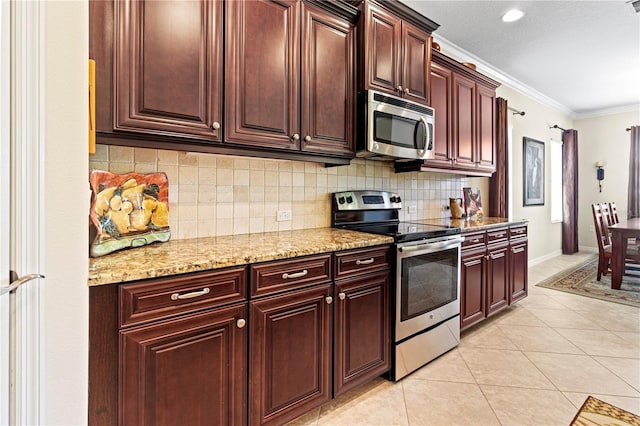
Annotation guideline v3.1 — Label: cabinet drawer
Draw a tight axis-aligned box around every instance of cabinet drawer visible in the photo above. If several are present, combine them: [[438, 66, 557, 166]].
[[462, 231, 486, 249], [120, 267, 247, 328], [250, 254, 332, 298], [487, 227, 509, 245], [334, 246, 391, 279], [510, 225, 528, 240]]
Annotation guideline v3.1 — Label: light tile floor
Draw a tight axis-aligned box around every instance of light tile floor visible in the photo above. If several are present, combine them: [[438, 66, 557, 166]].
[[288, 252, 640, 425]]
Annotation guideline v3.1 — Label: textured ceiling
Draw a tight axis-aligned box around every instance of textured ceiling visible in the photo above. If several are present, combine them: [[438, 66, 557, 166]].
[[404, 0, 640, 117]]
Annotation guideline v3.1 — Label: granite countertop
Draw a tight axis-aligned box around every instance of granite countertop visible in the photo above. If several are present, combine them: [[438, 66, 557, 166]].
[[419, 217, 527, 232], [88, 228, 394, 286]]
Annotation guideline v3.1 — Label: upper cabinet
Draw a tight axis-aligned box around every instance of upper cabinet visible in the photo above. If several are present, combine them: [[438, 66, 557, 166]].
[[396, 50, 500, 177], [225, 0, 356, 157], [113, 0, 223, 142], [357, 0, 437, 105], [90, 0, 358, 165]]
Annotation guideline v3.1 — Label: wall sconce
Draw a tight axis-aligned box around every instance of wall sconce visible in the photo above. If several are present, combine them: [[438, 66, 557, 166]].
[[595, 161, 605, 192]]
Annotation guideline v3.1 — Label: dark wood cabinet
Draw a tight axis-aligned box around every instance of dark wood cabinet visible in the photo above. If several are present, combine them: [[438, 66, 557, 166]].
[[114, 0, 223, 141], [486, 243, 509, 315], [226, 0, 356, 157], [509, 226, 529, 303], [334, 270, 390, 397], [90, 0, 357, 165], [399, 51, 500, 176], [249, 283, 332, 426], [359, 0, 436, 104], [460, 247, 486, 330], [120, 303, 247, 426], [460, 225, 528, 331]]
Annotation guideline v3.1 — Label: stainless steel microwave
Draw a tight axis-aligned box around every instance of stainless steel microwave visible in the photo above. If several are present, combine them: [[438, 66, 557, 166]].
[[357, 90, 434, 161]]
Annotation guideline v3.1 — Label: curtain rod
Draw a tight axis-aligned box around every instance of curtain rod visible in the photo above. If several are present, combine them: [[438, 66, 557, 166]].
[[508, 106, 525, 116], [550, 124, 567, 132], [627, 127, 631, 131]]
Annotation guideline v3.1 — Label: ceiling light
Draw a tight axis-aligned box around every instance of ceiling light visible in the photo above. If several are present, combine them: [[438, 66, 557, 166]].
[[502, 9, 524, 22]]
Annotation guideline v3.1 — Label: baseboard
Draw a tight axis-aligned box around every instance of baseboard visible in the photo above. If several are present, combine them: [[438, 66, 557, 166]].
[[529, 250, 562, 267], [528, 246, 598, 268]]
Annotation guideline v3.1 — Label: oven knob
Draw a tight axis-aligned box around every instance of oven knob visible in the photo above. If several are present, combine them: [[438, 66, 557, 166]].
[[338, 196, 346, 204], [396, 196, 402, 203], [346, 196, 354, 204], [390, 196, 398, 203]]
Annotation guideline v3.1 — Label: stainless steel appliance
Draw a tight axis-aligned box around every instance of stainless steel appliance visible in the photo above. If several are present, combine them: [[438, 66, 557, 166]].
[[332, 190, 463, 380], [356, 90, 435, 161]]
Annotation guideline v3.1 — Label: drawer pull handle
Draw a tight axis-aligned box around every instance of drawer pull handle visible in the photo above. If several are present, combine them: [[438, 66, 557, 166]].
[[282, 269, 308, 279], [494, 233, 505, 238], [356, 258, 375, 265], [338, 292, 346, 300], [470, 239, 481, 243], [325, 296, 333, 304], [170, 287, 210, 301], [236, 319, 246, 329]]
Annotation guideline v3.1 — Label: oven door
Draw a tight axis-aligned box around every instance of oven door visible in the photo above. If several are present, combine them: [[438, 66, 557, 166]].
[[395, 236, 462, 342]]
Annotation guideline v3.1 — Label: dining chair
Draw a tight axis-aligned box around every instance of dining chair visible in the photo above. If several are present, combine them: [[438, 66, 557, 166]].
[[592, 203, 640, 281], [608, 202, 620, 224], [600, 202, 614, 227]]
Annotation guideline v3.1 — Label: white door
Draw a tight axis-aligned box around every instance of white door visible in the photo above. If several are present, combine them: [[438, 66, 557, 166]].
[[1, 3, 12, 423], [1, 1, 45, 424]]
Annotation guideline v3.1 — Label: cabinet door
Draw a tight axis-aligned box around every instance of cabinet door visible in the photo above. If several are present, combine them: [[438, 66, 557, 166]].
[[115, 0, 222, 141], [477, 84, 496, 172], [401, 21, 431, 104], [249, 284, 332, 426], [460, 249, 486, 330], [362, 3, 402, 95], [510, 239, 528, 304], [334, 271, 390, 397], [225, 0, 300, 150], [452, 73, 477, 169], [425, 61, 453, 168], [301, 4, 355, 156], [486, 244, 509, 315], [120, 303, 247, 426]]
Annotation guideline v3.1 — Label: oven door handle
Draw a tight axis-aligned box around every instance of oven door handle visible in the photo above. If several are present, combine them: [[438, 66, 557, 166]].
[[398, 236, 465, 253]]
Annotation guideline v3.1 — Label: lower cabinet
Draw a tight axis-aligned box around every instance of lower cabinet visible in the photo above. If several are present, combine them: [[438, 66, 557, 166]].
[[90, 246, 391, 426], [120, 303, 247, 426], [334, 271, 390, 397], [249, 284, 333, 426], [460, 225, 528, 331]]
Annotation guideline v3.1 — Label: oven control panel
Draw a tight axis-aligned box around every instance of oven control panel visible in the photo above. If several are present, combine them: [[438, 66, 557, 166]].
[[333, 190, 401, 211]]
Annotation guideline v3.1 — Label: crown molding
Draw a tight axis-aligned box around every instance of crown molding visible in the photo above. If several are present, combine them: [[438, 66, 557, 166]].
[[574, 103, 640, 120], [433, 35, 576, 118]]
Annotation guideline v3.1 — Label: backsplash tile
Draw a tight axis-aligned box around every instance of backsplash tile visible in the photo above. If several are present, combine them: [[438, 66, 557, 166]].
[[90, 147, 468, 239]]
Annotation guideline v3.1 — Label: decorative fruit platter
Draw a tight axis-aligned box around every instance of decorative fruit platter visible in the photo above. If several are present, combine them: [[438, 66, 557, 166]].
[[89, 170, 170, 257]]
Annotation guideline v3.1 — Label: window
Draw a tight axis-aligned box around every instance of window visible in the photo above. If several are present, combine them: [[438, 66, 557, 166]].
[[550, 139, 563, 223]]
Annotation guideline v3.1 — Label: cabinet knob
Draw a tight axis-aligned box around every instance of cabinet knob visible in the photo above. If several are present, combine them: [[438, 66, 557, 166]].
[[338, 292, 346, 300], [325, 296, 333, 304], [236, 318, 246, 328], [211, 121, 221, 130], [404, 88, 410, 94], [292, 133, 300, 141], [304, 135, 311, 142], [396, 85, 403, 92]]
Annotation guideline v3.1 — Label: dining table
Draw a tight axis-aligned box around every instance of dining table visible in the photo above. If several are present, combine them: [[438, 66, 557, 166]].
[[609, 218, 640, 289]]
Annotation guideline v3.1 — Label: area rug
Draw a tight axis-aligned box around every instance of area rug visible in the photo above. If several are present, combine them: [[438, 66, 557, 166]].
[[535, 258, 640, 308], [570, 396, 640, 426]]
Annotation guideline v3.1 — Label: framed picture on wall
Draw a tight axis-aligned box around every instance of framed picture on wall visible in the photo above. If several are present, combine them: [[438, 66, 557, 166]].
[[523, 137, 545, 206]]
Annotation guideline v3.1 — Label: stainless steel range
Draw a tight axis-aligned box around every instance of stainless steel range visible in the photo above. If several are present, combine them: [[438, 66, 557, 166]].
[[332, 190, 464, 380]]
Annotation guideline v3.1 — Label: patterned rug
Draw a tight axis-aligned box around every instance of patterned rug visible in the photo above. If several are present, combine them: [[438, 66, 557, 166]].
[[570, 396, 640, 425], [536, 258, 640, 308]]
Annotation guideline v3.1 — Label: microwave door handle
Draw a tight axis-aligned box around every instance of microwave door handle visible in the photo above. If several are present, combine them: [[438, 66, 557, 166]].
[[417, 116, 428, 157]]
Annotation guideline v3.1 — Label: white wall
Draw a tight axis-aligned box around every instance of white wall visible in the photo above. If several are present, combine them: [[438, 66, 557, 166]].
[[574, 109, 640, 251], [42, 1, 88, 423], [495, 85, 574, 263]]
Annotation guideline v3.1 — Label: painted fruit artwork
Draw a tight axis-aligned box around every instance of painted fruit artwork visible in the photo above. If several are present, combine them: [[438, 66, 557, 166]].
[[89, 170, 170, 257]]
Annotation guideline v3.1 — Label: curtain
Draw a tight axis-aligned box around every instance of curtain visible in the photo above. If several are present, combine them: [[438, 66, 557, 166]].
[[629, 126, 640, 219], [489, 97, 509, 217], [562, 129, 579, 254]]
